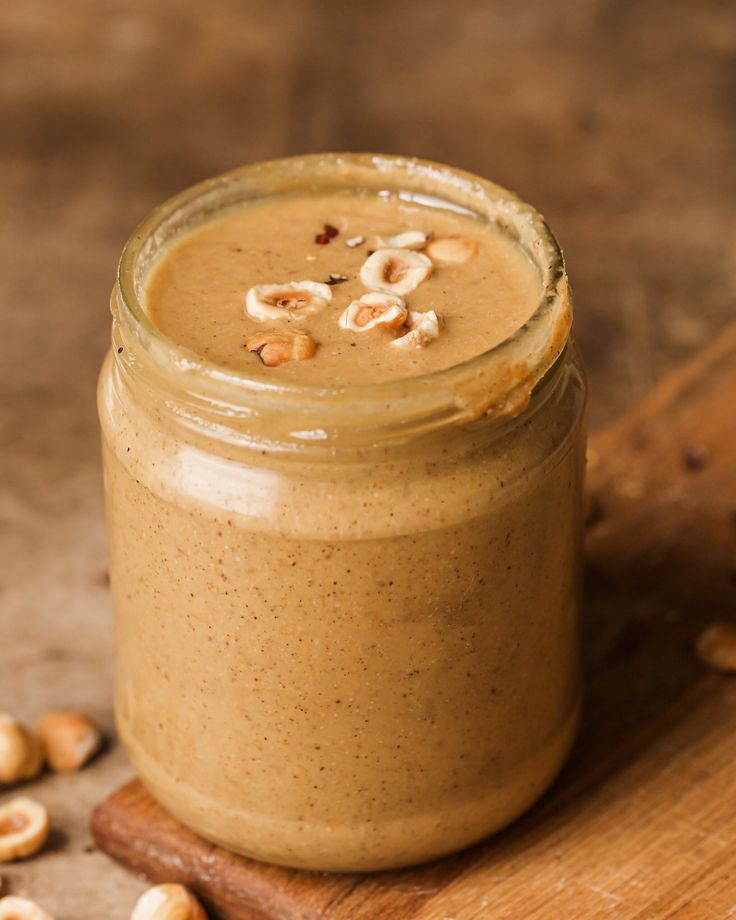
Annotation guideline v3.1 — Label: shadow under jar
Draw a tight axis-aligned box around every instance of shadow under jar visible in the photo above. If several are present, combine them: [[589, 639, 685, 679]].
[[98, 154, 587, 872]]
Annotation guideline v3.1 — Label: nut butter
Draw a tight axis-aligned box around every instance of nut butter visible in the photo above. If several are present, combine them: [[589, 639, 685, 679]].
[[98, 153, 587, 871]]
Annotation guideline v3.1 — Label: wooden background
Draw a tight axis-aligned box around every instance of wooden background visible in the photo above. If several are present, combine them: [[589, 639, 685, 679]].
[[0, 2, 734, 917]]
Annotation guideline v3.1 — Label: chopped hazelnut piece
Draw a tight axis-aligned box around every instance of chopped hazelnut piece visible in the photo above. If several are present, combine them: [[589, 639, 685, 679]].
[[245, 281, 332, 322], [425, 236, 478, 266], [34, 711, 102, 773], [131, 883, 208, 920], [391, 310, 442, 350], [339, 293, 408, 332], [0, 896, 54, 920], [369, 230, 428, 250], [0, 798, 49, 863], [696, 622, 736, 673], [246, 331, 318, 367], [359, 249, 432, 296], [0, 715, 42, 787]]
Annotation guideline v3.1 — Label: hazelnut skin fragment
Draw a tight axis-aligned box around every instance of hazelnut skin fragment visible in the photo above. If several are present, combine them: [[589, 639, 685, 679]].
[[246, 331, 318, 367], [0, 797, 50, 862], [0, 715, 43, 786], [0, 896, 55, 920], [131, 883, 208, 920], [34, 711, 102, 773]]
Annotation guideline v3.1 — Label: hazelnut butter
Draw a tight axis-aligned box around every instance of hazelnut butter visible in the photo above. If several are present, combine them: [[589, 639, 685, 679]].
[[98, 154, 587, 871]]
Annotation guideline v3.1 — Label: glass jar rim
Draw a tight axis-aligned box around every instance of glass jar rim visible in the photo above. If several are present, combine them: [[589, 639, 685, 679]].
[[114, 153, 572, 442]]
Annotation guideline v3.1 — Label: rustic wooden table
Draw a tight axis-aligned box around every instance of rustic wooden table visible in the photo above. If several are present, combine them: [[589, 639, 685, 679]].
[[1, 2, 734, 917]]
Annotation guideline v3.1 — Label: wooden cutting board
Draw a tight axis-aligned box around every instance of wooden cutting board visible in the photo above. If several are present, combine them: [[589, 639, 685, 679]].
[[92, 326, 736, 919]]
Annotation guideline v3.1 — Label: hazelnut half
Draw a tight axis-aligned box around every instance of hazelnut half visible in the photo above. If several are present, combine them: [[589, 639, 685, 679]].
[[0, 716, 42, 787], [245, 281, 332, 322], [0, 896, 54, 920], [339, 293, 408, 332], [359, 248, 432, 296], [131, 883, 208, 920], [0, 797, 50, 862], [34, 712, 102, 773], [424, 236, 478, 266], [246, 331, 317, 367]]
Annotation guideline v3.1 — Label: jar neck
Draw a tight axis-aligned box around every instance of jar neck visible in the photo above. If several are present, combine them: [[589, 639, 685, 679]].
[[111, 306, 573, 460], [111, 153, 573, 458]]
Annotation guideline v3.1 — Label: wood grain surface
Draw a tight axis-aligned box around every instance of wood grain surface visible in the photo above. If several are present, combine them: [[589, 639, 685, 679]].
[[92, 326, 736, 919]]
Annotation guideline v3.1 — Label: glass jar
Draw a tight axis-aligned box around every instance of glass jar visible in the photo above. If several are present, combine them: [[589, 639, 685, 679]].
[[98, 154, 586, 872]]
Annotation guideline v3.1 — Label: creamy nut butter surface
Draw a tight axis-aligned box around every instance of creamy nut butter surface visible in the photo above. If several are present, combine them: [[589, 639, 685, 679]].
[[98, 154, 586, 871], [147, 193, 540, 383]]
